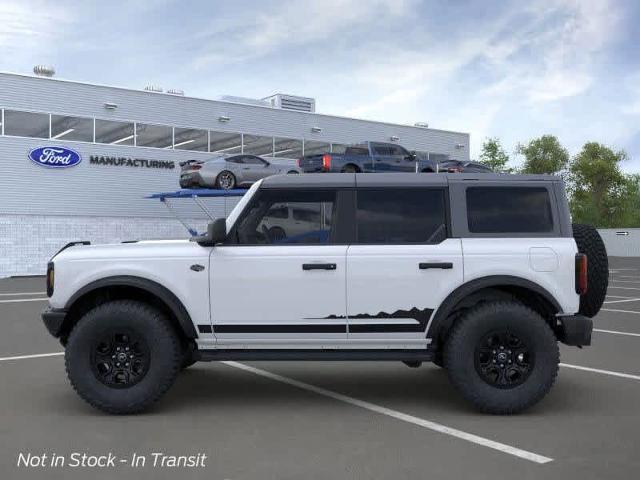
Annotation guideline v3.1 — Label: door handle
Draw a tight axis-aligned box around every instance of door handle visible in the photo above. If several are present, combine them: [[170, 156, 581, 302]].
[[419, 262, 453, 270], [302, 263, 337, 271]]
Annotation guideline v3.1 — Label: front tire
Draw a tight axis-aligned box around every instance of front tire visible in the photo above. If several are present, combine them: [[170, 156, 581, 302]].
[[444, 301, 559, 414], [65, 300, 181, 414]]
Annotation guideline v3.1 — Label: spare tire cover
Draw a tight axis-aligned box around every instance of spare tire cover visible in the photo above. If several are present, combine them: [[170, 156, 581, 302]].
[[572, 223, 608, 317]]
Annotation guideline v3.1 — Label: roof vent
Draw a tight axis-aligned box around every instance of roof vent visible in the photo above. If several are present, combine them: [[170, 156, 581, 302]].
[[167, 89, 184, 96], [144, 85, 163, 93], [263, 94, 316, 113], [33, 65, 55, 77], [414, 122, 429, 128]]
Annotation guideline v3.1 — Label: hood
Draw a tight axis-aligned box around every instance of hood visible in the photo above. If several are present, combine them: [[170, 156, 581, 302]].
[[52, 239, 207, 262]]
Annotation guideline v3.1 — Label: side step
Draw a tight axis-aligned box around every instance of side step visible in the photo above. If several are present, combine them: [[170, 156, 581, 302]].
[[197, 349, 435, 362]]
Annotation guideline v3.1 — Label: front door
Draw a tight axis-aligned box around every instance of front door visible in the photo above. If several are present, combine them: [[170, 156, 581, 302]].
[[210, 188, 349, 346], [346, 187, 463, 347]]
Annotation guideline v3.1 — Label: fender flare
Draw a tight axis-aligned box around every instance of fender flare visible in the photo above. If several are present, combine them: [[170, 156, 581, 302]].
[[426, 275, 562, 341], [65, 275, 198, 339]]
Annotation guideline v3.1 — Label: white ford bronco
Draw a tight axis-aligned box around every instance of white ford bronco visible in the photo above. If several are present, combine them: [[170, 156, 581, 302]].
[[42, 173, 608, 414]]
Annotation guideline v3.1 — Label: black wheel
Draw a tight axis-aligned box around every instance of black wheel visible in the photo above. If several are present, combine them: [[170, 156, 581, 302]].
[[403, 361, 422, 368], [444, 301, 559, 414], [181, 342, 198, 370], [65, 300, 181, 414], [216, 171, 236, 190], [572, 223, 608, 317], [341, 164, 358, 173], [287, 170, 300, 174]]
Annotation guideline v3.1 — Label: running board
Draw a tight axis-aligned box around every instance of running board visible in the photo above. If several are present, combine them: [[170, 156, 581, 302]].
[[197, 349, 435, 362]]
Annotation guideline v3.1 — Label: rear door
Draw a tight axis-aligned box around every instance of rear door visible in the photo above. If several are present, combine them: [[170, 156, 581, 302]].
[[346, 187, 463, 347]]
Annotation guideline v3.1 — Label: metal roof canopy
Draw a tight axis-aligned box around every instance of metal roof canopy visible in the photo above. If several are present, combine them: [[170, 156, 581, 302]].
[[147, 188, 246, 236]]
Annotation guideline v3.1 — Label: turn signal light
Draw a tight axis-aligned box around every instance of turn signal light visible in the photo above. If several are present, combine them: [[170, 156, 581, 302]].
[[46, 262, 54, 297], [575, 254, 588, 295], [322, 154, 331, 171]]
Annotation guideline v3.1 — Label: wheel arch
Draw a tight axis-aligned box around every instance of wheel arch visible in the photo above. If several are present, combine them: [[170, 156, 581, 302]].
[[61, 276, 197, 344], [427, 275, 562, 348], [342, 163, 361, 172]]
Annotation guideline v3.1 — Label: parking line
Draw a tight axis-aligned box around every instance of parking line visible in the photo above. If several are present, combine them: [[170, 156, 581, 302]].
[[607, 286, 640, 291], [603, 298, 640, 304], [0, 352, 63, 362], [609, 280, 640, 285], [594, 328, 640, 338], [0, 298, 48, 304], [560, 363, 640, 381], [0, 292, 46, 296], [222, 361, 553, 464], [602, 308, 640, 315]]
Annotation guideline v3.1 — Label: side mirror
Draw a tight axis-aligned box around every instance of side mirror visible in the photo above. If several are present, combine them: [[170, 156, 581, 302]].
[[194, 218, 227, 246], [406, 152, 417, 161]]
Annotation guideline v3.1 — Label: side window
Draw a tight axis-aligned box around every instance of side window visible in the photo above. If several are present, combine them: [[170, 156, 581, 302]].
[[356, 189, 447, 244], [388, 145, 409, 156], [226, 156, 243, 164], [243, 155, 266, 165], [372, 144, 391, 155], [466, 187, 554, 233], [233, 190, 336, 245]]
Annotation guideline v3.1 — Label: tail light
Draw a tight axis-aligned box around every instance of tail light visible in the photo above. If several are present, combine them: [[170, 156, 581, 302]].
[[322, 154, 332, 171], [191, 164, 202, 170], [297, 158, 302, 168], [575, 254, 588, 295], [46, 262, 54, 297], [447, 167, 463, 173]]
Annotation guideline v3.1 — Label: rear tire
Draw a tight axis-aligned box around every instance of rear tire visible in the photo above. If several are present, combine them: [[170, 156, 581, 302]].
[[444, 301, 559, 414], [216, 171, 236, 190], [341, 164, 359, 173], [572, 223, 608, 317], [65, 300, 181, 414]]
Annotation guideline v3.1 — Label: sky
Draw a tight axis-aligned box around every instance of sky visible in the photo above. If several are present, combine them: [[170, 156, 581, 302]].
[[1, 0, 639, 170]]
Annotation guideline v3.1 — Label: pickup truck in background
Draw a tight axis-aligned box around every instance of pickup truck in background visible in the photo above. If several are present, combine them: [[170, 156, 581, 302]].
[[297, 141, 438, 173]]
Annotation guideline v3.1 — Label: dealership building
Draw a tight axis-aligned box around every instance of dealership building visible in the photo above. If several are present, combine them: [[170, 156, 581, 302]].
[[0, 70, 470, 276]]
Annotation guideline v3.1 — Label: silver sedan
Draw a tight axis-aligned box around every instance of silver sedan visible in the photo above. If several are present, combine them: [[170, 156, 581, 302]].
[[179, 154, 301, 190]]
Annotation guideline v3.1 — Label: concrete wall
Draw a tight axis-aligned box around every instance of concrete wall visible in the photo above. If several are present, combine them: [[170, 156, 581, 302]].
[[598, 229, 640, 257]]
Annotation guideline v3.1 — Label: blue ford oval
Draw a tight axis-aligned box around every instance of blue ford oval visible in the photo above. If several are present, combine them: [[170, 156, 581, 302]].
[[29, 146, 82, 168]]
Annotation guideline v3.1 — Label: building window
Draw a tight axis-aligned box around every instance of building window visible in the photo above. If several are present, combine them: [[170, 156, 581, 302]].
[[243, 134, 273, 156], [210, 131, 242, 154], [273, 137, 303, 159], [173, 127, 208, 151], [331, 143, 348, 154], [136, 123, 173, 149], [3, 110, 49, 139], [303, 140, 330, 156], [51, 115, 94, 142], [95, 119, 135, 145]]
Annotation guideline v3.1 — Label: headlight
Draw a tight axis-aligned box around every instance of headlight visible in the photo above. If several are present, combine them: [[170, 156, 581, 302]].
[[46, 262, 54, 297]]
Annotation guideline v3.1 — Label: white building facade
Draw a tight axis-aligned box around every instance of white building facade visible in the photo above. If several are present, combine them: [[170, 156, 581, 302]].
[[0, 72, 470, 276]]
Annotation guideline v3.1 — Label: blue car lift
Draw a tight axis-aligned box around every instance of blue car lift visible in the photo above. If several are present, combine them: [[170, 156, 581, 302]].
[[147, 188, 246, 236]]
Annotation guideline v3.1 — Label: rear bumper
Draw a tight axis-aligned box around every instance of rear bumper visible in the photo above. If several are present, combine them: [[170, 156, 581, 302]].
[[42, 307, 68, 338], [557, 314, 593, 346]]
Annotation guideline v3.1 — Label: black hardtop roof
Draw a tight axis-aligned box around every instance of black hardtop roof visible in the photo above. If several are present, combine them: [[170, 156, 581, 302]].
[[260, 172, 562, 189]]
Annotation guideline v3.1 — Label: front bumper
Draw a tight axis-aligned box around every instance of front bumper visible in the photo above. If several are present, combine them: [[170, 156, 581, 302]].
[[42, 307, 68, 338], [557, 314, 593, 346]]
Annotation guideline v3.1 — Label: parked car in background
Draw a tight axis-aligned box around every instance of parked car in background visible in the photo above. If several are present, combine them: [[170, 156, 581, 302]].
[[298, 141, 438, 173], [180, 154, 300, 190], [438, 159, 493, 173]]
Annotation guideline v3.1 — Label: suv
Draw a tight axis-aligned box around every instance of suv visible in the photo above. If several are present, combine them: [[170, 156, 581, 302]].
[[42, 173, 608, 415]]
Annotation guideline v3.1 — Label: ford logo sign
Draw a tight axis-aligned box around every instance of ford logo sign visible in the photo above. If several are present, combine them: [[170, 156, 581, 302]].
[[28, 146, 82, 168]]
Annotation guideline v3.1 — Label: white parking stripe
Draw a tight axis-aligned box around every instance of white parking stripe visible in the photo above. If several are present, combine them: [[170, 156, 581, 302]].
[[594, 328, 640, 338], [603, 298, 640, 304], [610, 275, 640, 280], [0, 298, 48, 304], [0, 352, 63, 362], [561, 363, 640, 381], [609, 280, 640, 285], [607, 286, 640, 291], [602, 308, 640, 315], [0, 292, 46, 296], [223, 361, 553, 464]]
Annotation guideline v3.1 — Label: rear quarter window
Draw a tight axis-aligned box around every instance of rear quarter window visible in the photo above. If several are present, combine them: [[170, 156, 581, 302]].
[[466, 187, 554, 233]]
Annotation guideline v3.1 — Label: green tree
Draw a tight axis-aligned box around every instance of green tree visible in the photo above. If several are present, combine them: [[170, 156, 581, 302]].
[[517, 135, 569, 175], [568, 142, 640, 227], [478, 137, 512, 172]]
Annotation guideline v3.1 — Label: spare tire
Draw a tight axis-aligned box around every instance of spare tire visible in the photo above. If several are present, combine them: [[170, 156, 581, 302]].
[[572, 224, 608, 317]]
